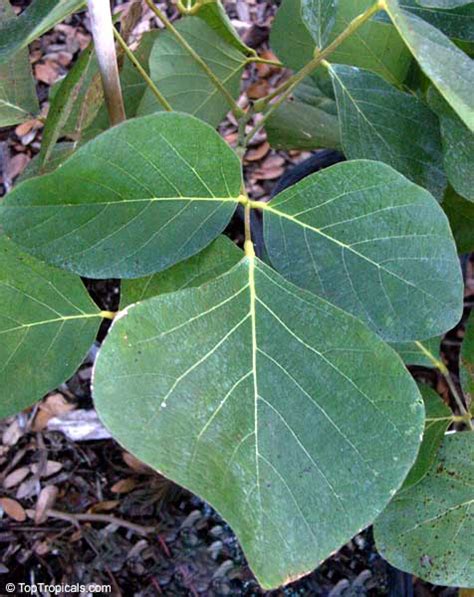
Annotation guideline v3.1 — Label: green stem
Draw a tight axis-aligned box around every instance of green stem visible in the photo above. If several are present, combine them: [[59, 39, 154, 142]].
[[113, 27, 172, 112], [244, 202, 254, 258], [177, 0, 201, 15], [246, 0, 383, 144], [414, 340, 472, 428], [144, 0, 244, 119], [247, 56, 284, 68], [100, 310, 117, 320]]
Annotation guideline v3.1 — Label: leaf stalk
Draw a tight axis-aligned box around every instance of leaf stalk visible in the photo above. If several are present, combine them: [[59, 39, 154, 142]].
[[246, 0, 383, 144], [144, 0, 245, 118], [113, 26, 172, 112]]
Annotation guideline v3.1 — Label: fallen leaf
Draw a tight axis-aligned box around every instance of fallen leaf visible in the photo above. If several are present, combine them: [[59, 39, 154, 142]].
[[34, 60, 60, 85], [35, 485, 58, 524], [122, 452, 151, 474], [31, 460, 63, 478], [111, 478, 138, 494], [0, 497, 26, 522], [247, 80, 270, 99], [88, 500, 120, 514], [6, 153, 30, 180], [245, 141, 270, 162], [3, 467, 30, 489], [2, 420, 24, 446]]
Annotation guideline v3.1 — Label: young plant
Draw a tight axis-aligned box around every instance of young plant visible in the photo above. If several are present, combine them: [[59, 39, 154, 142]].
[[0, 0, 473, 590]]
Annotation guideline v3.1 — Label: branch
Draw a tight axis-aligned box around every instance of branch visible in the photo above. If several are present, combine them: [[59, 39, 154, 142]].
[[87, 0, 126, 126]]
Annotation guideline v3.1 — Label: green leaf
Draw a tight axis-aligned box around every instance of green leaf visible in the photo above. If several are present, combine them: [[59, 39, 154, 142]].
[[374, 432, 474, 587], [417, 0, 473, 8], [189, 0, 254, 55], [93, 255, 424, 589], [263, 160, 463, 341], [121, 236, 243, 308], [18, 143, 76, 183], [137, 18, 247, 127], [0, 0, 85, 64], [1, 113, 242, 279], [428, 88, 474, 201], [460, 311, 474, 408], [301, 0, 338, 48], [328, 64, 446, 200], [442, 187, 474, 253], [390, 337, 441, 368], [384, 0, 474, 131], [398, 0, 474, 42], [0, 235, 101, 419], [0, 0, 38, 126], [271, 0, 412, 85], [266, 71, 341, 150], [38, 46, 93, 170], [403, 384, 452, 488]]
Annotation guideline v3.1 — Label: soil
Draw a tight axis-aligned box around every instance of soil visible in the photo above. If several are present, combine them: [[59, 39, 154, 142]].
[[0, 1, 471, 595]]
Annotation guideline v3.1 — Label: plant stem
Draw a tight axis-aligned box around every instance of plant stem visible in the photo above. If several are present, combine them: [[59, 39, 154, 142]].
[[144, 0, 245, 118], [87, 0, 126, 126], [414, 340, 473, 428], [100, 310, 117, 320], [247, 56, 284, 68], [113, 26, 172, 112], [246, 0, 383, 144], [244, 203, 254, 258]]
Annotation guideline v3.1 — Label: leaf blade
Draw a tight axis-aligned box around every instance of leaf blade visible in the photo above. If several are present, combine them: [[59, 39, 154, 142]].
[[93, 255, 424, 588], [1, 113, 242, 279], [263, 160, 463, 341], [384, 0, 474, 131], [0, 236, 101, 418], [329, 63, 446, 200], [374, 432, 474, 587]]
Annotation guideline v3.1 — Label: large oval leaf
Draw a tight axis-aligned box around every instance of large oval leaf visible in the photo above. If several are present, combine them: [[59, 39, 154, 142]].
[[0, 113, 242, 279], [328, 64, 446, 200], [460, 310, 474, 407], [271, 0, 411, 85], [266, 71, 341, 150], [384, 0, 474, 131], [93, 255, 424, 589], [390, 337, 441, 368], [428, 88, 474, 202], [301, 0, 338, 48], [403, 384, 452, 488], [442, 188, 474, 254], [0, 236, 102, 419], [0, 0, 85, 64], [375, 432, 474, 587], [0, 0, 38, 126], [263, 160, 463, 341], [121, 235, 243, 308], [398, 0, 474, 42], [137, 18, 247, 127]]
